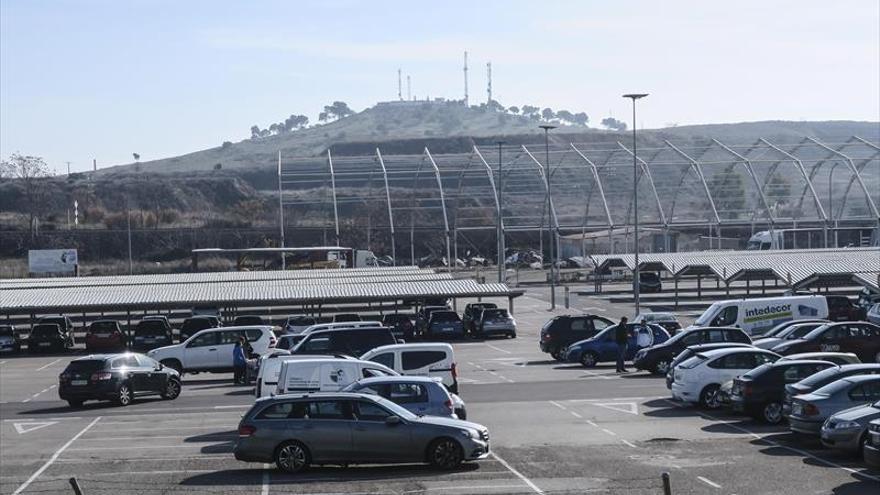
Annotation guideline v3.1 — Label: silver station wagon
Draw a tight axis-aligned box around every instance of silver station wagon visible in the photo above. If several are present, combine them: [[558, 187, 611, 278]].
[[234, 392, 490, 473]]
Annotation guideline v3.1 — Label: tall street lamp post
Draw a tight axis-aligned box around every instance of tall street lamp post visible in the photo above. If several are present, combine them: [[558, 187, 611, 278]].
[[623, 93, 648, 316], [539, 124, 557, 309], [497, 141, 505, 283]]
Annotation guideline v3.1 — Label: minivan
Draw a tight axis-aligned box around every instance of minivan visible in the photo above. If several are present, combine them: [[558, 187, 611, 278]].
[[361, 343, 458, 393], [292, 327, 397, 357], [274, 358, 397, 395]]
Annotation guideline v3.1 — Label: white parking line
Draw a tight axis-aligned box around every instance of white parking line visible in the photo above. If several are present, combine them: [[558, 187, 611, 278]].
[[68, 444, 229, 451], [485, 343, 512, 354], [548, 401, 567, 411], [600, 428, 617, 436], [490, 452, 545, 495], [697, 476, 722, 489], [22, 384, 57, 403], [621, 439, 638, 449], [569, 411, 583, 419], [78, 434, 236, 442], [35, 358, 62, 371], [262, 463, 271, 495], [0, 360, 7, 365], [13, 416, 101, 495]]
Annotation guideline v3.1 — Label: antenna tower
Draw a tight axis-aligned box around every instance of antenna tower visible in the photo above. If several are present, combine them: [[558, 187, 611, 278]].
[[407, 75, 412, 101], [463, 51, 469, 106], [397, 69, 402, 100], [486, 62, 492, 103]]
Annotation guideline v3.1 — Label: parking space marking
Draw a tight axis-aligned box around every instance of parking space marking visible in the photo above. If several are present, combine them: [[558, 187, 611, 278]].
[[68, 443, 230, 451], [697, 476, 722, 489], [22, 384, 56, 403], [78, 433, 237, 441], [262, 463, 271, 495], [485, 343, 512, 354], [490, 452, 545, 495], [620, 439, 638, 449], [548, 401, 566, 411], [0, 360, 7, 365], [569, 411, 582, 419], [35, 358, 62, 371], [12, 416, 101, 495], [600, 428, 616, 437]]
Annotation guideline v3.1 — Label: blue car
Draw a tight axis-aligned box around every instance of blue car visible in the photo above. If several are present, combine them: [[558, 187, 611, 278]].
[[564, 323, 670, 368], [425, 310, 465, 339]]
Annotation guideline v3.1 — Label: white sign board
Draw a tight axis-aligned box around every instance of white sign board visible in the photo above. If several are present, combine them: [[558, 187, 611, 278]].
[[28, 249, 78, 274]]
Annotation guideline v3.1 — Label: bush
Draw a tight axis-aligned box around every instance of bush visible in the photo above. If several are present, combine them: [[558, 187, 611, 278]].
[[158, 208, 180, 224], [221, 141, 233, 149], [84, 206, 105, 223]]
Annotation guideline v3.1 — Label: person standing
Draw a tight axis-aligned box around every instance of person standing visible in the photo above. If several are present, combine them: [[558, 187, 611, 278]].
[[233, 337, 247, 385], [615, 317, 630, 373]]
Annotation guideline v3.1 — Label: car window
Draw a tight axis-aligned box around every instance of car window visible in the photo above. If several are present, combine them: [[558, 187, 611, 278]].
[[355, 400, 392, 421], [109, 359, 126, 370], [110, 356, 137, 368], [187, 331, 219, 348], [370, 352, 395, 368], [714, 306, 738, 326], [570, 318, 588, 331], [402, 351, 447, 370], [137, 355, 160, 368], [820, 326, 843, 341], [864, 381, 880, 401], [363, 367, 390, 378], [849, 384, 868, 402], [307, 400, 351, 420], [245, 329, 263, 342], [706, 330, 725, 343], [753, 353, 777, 366], [387, 383, 428, 404], [713, 352, 752, 369], [301, 336, 331, 352], [257, 401, 308, 419], [681, 332, 701, 345], [218, 331, 243, 345], [592, 318, 611, 331]]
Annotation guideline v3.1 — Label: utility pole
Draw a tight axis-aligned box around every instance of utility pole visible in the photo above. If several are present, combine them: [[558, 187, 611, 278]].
[[540, 124, 556, 309], [66, 161, 72, 175], [407, 75, 412, 101], [126, 202, 133, 275], [278, 151, 286, 269], [497, 141, 505, 283], [623, 93, 649, 316]]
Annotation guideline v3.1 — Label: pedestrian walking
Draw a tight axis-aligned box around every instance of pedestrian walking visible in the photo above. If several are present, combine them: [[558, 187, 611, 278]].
[[615, 317, 629, 373], [233, 337, 247, 385]]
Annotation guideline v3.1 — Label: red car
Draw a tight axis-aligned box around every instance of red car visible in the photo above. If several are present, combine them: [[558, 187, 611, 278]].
[[85, 320, 127, 351]]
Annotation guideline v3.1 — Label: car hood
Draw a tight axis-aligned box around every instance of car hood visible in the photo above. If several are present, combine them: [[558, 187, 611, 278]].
[[147, 344, 180, 356], [830, 403, 880, 423], [773, 339, 807, 351], [753, 338, 781, 347], [415, 415, 485, 431]]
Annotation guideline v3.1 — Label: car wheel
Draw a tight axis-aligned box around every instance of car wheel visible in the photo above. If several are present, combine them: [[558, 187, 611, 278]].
[[579, 352, 598, 368], [653, 358, 671, 375], [275, 441, 310, 473], [161, 359, 183, 374], [762, 402, 783, 424], [116, 383, 133, 406], [508, 332, 517, 339], [551, 349, 564, 362], [699, 384, 722, 410], [161, 379, 181, 400], [67, 400, 83, 408], [428, 437, 464, 470]]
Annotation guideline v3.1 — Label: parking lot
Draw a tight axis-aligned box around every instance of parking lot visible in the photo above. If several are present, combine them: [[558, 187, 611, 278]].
[[1, 288, 878, 495]]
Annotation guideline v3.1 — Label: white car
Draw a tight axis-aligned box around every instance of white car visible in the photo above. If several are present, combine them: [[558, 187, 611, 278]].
[[360, 343, 458, 393], [274, 358, 397, 395], [147, 326, 276, 374], [670, 347, 780, 408]]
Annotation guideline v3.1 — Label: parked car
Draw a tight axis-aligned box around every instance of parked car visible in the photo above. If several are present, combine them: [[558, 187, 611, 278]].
[[416, 306, 452, 336], [670, 347, 780, 408], [382, 314, 416, 340], [632, 312, 681, 335], [636, 272, 662, 293], [28, 323, 74, 352], [779, 352, 860, 365], [361, 343, 458, 393], [131, 317, 174, 351], [283, 316, 318, 334], [539, 314, 615, 361], [179, 315, 222, 342], [771, 322, 880, 363], [864, 419, 880, 468], [36, 315, 76, 335], [292, 327, 397, 357], [752, 321, 828, 350], [821, 400, 880, 454], [343, 375, 465, 419], [473, 308, 516, 339], [273, 358, 397, 396], [788, 375, 880, 435], [665, 342, 756, 389], [234, 392, 490, 472], [424, 311, 465, 339], [564, 324, 670, 368], [85, 320, 127, 352], [867, 303, 880, 325], [462, 303, 497, 334], [233, 315, 265, 326], [255, 355, 359, 398], [729, 360, 836, 423], [333, 313, 362, 323], [754, 319, 829, 339], [826, 295, 867, 322], [783, 364, 880, 416], [58, 353, 181, 407], [0, 325, 22, 354], [148, 326, 276, 374], [634, 326, 751, 375]]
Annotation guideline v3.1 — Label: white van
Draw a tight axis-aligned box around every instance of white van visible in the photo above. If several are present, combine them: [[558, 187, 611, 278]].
[[255, 353, 338, 398], [147, 326, 276, 373], [274, 358, 397, 396], [689, 296, 829, 336], [360, 343, 458, 393]]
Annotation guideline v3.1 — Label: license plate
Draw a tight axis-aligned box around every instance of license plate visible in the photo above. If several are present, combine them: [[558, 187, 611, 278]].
[[96, 333, 110, 338], [144, 338, 155, 343], [71, 380, 87, 386], [442, 327, 454, 332], [38, 342, 51, 347]]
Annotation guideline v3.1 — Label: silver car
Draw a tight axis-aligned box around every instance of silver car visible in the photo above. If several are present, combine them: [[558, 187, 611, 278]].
[[343, 375, 467, 419], [821, 400, 880, 454], [234, 392, 489, 473], [788, 374, 880, 435], [475, 308, 517, 338]]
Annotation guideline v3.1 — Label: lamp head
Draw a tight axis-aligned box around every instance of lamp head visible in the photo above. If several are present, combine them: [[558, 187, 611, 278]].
[[538, 124, 556, 131], [622, 93, 649, 100]]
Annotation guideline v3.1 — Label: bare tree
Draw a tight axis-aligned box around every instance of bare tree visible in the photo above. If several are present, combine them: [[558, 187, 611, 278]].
[[1, 153, 50, 238]]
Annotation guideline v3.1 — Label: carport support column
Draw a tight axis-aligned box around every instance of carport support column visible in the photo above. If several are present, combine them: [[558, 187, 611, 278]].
[[697, 274, 702, 299], [508, 296, 514, 314]]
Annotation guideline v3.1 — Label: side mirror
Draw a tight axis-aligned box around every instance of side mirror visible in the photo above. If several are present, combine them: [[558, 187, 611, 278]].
[[385, 415, 401, 426]]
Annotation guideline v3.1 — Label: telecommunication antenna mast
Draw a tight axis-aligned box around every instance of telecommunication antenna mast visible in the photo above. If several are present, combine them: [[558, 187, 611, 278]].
[[397, 69, 402, 101], [463, 51, 469, 106], [407, 75, 412, 100], [487, 62, 492, 103]]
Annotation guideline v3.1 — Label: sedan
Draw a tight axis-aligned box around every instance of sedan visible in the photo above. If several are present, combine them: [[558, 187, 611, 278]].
[[783, 363, 880, 416], [821, 400, 880, 455], [234, 392, 490, 472], [729, 360, 835, 423], [788, 374, 880, 436], [771, 322, 880, 363], [635, 326, 751, 375], [343, 375, 467, 419]]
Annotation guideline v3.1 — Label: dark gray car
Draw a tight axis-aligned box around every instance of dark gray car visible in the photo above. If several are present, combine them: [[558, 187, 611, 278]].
[[821, 400, 880, 454], [788, 374, 880, 435], [234, 392, 489, 473]]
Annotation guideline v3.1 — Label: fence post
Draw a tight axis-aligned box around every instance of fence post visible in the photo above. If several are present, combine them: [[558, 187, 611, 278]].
[[564, 286, 570, 309], [661, 472, 672, 495], [69, 477, 84, 495]]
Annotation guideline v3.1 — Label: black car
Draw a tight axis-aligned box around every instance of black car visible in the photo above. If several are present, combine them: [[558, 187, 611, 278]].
[[292, 327, 397, 357], [382, 314, 416, 340], [37, 315, 76, 334], [634, 326, 752, 375], [539, 314, 615, 361], [58, 353, 181, 407], [462, 303, 497, 334], [665, 342, 756, 389], [131, 318, 174, 351], [28, 323, 74, 352], [782, 363, 880, 416], [755, 319, 829, 339], [179, 315, 221, 342], [233, 315, 265, 326], [0, 324, 22, 354], [729, 360, 836, 423], [636, 272, 662, 293], [826, 295, 867, 322]]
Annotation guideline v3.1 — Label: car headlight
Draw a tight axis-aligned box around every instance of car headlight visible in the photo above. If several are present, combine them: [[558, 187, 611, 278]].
[[459, 428, 479, 439], [828, 420, 861, 430]]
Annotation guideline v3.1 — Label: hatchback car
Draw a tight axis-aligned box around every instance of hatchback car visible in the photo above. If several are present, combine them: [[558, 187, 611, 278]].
[[788, 375, 880, 435], [665, 342, 756, 389], [729, 360, 835, 423], [821, 400, 880, 454], [28, 323, 74, 352], [425, 311, 465, 339], [234, 392, 490, 472], [771, 322, 880, 363], [637, 272, 662, 293], [131, 317, 174, 351], [343, 376, 466, 419], [462, 303, 497, 334], [783, 363, 880, 416], [474, 308, 516, 339], [634, 326, 751, 375], [58, 353, 181, 407], [565, 324, 670, 368], [85, 320, 127, 352], [671, 347, 780, 409], [0, 325, 21, 354], [539, 314, 615, 361]]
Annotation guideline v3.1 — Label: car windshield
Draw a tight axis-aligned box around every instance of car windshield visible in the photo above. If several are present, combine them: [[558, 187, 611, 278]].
[[694, 303, 721, 326], [431, 311, 460, 323], [90, 321, 118, 332], [483, 309, 510, 319], [31, 325, 59, 337], [182, 318, 212, 330], [645, 313, 675, 322], [136, 321, 167, 336], [0, 327, 13, 337], [334, 314, 361, 322], [759, 322, 796, 338], [65, 360, 105, 373]]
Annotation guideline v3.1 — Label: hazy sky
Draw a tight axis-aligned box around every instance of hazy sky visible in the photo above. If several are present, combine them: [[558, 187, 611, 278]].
[[1, 0, 878, 173]]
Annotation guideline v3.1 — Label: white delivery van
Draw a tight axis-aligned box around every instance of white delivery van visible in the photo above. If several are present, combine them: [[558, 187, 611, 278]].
[[688, 296, 829, 336], [274, 358, 397, 396], [360, 343, 458, 393], [255, 353, 337, 398]]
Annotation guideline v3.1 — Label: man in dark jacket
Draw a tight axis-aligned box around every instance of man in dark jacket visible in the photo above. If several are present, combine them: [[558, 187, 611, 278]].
[[615, 317, 629, 373]]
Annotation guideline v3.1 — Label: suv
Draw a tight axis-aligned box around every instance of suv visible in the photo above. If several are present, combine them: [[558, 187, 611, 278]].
[[179, 315, 222, 342], [634, 326, 751, 375], [462, 303, 497, 334], [826, 295, 867, 322], [637, 272, 662, 293], [292, 327, 396, 357], [28, 323, 74, 352], [132, 317, 174, 351], [539, 314, 614, 361], [148, 326, 276, 374], [85, 320, 127, 351], [771, 322, 880, 363], [58, 353, 181, 407], [425, 311, 465, 339], [37, 315, 76, 335], [0, 325, 21, 354]]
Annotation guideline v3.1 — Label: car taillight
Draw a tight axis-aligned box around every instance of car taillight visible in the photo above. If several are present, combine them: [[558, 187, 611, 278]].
[[804, 403, 820, 416], [444, 400, 453, 411], [541, 333, 552, 341], [59, 373, 70, 383], [238, 425, 256, 437], [743, 384, 753, 397], [91, 372, 112, 381], [451, 362, 457, 379]]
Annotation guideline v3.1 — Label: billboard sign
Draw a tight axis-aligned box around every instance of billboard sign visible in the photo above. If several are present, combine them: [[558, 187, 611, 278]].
[[28, 249, 78, 274]]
